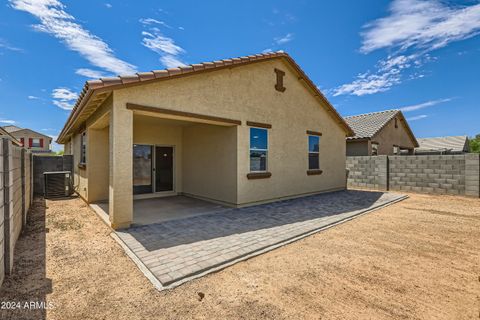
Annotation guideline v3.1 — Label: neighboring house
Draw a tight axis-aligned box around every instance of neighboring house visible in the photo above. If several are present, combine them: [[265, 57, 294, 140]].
[[57, 51, 354, 229], [344, 110, 418, 156], [0, 126, 22, 146], [415, 136, 470, 155], [2, 125, 52, 153]]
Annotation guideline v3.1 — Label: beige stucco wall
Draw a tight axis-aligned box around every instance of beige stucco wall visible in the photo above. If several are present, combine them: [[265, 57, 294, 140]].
[[87, 126, 109, 202], [373, 117, 416, 155], [183, 124, 237, 204], [133, 116, 183, 193], [346, 140, 370, 156], [114, 58, 347, 206]]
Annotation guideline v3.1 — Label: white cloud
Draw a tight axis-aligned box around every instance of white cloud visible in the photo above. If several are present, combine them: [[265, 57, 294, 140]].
[[52, 88, 77, 100], [0, 119, 17, 124], [10, 0, 136, 75], [361, 0, 480, 53], [334, 68, 402, 96], [28, 95, 40, 100], [407, 114, 428, 121], [52, 87, 77, 110], [75, 68, 108, 79], [104, 3, 112, 8], [159, 55, 186, 68], [0, 38, 22, 52], [262, 48, 273, 53], [139, 18, 171, 29], [399, 98, 451, 112], [274, 33, 294, 45], [334, 0, 480, 96], [140, 19, 187, 68]]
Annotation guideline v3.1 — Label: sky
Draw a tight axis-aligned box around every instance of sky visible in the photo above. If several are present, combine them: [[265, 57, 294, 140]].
[[1, 0, 479, 151]]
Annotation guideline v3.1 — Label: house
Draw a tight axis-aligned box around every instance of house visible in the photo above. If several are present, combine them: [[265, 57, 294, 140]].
[[344, 110, 418, 156], [2, 125, 52, 153], [57, 51, 354, 229], [415, 136, 470, 155], [0, 126, 22, 146]]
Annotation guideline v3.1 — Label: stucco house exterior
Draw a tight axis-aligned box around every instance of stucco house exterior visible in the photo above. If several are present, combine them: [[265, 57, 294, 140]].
[[57, 51, 353, 229], [344, 110, 418, 156], [2, 125, 52, 153], [415, 135, 470, 154]]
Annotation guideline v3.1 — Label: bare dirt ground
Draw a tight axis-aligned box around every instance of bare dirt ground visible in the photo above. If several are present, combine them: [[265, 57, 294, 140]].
[[0, 193, 479, 320]]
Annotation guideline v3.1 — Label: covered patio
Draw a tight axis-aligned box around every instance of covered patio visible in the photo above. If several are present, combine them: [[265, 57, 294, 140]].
[[86, 102, 241, 229], [92, 195, 228, 226]]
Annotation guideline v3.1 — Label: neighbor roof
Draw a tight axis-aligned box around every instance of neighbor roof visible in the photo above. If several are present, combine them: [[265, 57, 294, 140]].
[[344, 109, 419, 147], [57, 51, 353, 143], [2, 125, 23, 133], [416, 136, 469, 153], [0, 127, 22, 146], [2, 126, 52, 140]]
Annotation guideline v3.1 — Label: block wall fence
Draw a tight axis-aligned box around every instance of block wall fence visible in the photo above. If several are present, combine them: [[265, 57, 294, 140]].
[[346, 154, 480, 197], [0, 137, 33, 287]]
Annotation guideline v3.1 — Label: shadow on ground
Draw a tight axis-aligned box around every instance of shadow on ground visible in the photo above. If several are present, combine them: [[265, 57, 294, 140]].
[[124, 190, 386, 251], [0, 197, 52, 320]]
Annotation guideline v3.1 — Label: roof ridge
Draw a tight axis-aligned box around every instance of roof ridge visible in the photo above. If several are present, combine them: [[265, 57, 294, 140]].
[[344, 109, 399, 119]]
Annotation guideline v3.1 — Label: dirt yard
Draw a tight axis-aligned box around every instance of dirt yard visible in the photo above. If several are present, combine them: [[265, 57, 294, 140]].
[[0, 193, 479, 320]]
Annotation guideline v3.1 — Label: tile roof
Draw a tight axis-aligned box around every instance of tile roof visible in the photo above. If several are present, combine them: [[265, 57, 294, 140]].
[[2, 125, 23, 133], [344, 110, 400, 140], [57, 51, 353, 143], [416, 136, 469, 153]]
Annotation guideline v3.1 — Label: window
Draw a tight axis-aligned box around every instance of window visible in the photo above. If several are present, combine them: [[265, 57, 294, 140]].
[[372, 143, 379, 156], [393, 145, 399, 155], [250, 127, 268, 172], [308, 135, 320, 170], [394, 117, 398, 128], [31, 138, 41, 147], [80, 132, 87, 164]]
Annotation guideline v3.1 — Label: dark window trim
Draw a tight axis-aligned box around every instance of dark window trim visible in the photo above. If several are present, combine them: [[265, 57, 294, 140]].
[[247, 121, 272, 129], [306, 130, 322, 136], [247, 172, 272, 179], [78, 163, 86, 169], [307, 169, 323, 176]]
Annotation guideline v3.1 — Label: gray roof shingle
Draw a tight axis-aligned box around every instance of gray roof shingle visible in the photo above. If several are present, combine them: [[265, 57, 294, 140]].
[[416, 136, 469, 153], [344, 110, 400, 140]]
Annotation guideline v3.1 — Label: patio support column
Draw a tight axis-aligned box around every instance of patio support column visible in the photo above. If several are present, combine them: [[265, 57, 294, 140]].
[[109, 100, 133, 229]]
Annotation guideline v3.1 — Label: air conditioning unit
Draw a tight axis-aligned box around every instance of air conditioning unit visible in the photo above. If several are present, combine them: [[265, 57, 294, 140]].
[[44, 171, 73, 199]]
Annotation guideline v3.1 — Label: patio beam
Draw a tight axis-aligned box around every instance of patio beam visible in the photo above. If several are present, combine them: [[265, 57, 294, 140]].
[[126, 103, 242, 126]]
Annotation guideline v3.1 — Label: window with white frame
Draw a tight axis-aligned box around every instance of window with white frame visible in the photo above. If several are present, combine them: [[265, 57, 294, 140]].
[[393, 145, 399, 155], [80, 132, 87, 164], [31, 138, 41, 147], [250, 127, 268, 172], [308, 135, 320, 169]]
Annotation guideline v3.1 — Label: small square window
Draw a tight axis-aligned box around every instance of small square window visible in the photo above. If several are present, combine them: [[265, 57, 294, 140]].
[[31, 138, 41, 148]]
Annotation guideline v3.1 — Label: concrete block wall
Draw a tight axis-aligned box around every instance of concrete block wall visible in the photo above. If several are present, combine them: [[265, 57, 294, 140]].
[[346, 156, 388, 190], [347, 154, 480, 197], [0, 137, 32, 288], [465, 154, 480, 197], [389, 155, 466, 195]]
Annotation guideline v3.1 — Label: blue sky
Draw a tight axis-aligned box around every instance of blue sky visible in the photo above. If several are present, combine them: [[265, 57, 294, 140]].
[[1, 0, 479, 151]]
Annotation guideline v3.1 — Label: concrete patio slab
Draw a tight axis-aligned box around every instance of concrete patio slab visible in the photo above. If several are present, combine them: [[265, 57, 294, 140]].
[[113, 190, 407, 290]]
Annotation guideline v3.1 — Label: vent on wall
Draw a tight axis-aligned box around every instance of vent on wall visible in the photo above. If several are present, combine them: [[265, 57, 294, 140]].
[[44, 171, 73, 199]]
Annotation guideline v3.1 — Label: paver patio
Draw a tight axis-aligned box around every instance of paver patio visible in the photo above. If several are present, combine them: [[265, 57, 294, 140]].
[[114, 190, 406, 289]]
